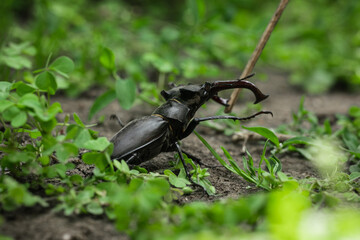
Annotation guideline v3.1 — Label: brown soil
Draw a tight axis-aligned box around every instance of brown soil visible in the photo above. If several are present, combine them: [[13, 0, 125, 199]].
[[1, 69, 359, 239]]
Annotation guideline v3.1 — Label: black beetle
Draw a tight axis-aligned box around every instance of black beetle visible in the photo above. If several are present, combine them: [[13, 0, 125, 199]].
[[110, 74, 271, 180]]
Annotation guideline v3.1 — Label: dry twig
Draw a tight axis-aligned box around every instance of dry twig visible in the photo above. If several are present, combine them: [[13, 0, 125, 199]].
[[225, 0, 290, 113]]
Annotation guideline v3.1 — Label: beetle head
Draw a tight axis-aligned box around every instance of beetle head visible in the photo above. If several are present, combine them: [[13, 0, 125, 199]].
[[160, 73, 268, 109], [161, 82, 212, 107]]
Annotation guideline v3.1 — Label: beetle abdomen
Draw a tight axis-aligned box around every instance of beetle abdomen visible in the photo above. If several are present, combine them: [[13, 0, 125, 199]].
[[110, 115, 169, 163]]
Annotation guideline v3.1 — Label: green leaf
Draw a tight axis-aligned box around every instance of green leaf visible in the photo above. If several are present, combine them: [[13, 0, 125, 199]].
[[169, 174, 189, 188], [43, 164, 67, 178], [277, 171, 289, 182], [20, 98, 62, 122], [120, 160, 130, 173], [115, 78, 136, 110], [82, 152, 108, 171], [2, 106, 27, 128], [39, 118, 58, 133], [83, 137, 111, 151], [11, 110, 27, 127], [18, 93, 42, 112], [50, 56, 75, 75], [295, 148, 312, 160], [349, 106, 360, 118], [193, 177, 216, 195], [342, 130, 359, 153], [164, 169, 175, 177], [6, 151, 36, 164], [1, 176, 47, 211], [113, 159, 122, 170], [73, 113, 85, 127], [0, 131, 4, 142], [0, 81, 12, 100], [133, 166, 148, 173], [242, 126, 279, 147], [55, 143, 79, 162], [38, 156, 50, 166], [0, 81, 12, 90], [73, 129, 92, 148], [99, 47, 115, 71], [70, 175, 83, 185], [46, 102, 63, 120], [35, 71, 57, 95], [283, 136, 312, 147], [142, 52, 175, 73], [13, 81, 36, 96], [323, 119, 332, 135], [223, 147, 258, 185], [194, 131, 234, 173], [350, 172, 360, 181], [0, 100, 14, 112], [165, 169, 191, 188], [87, 202, 103, 215], [2, 105, 18, 121], [1, 55, 32, 70], [88, 89, 116, 120]]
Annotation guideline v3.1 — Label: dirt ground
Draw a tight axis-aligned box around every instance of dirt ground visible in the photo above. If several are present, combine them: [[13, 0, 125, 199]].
[[1, 69, 359, 239]]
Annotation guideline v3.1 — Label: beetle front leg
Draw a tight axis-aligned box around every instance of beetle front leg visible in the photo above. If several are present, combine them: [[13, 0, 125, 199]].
[[175, 142, 207, 190], [174, 142, 192, 181], [195, 111, 273, 123], [180, 110, 272, 141]]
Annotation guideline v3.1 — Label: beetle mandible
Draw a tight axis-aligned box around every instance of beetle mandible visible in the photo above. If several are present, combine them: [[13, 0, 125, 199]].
[[110, 73, 271, 180]]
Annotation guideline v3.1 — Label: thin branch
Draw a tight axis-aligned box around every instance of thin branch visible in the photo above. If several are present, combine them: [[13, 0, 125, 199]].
[[225, 0, 290, 113]]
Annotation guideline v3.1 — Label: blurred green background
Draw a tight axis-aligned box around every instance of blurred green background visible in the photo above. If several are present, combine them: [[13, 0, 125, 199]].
[[1, 2, 360, 238], [1, 0, 360, 96]]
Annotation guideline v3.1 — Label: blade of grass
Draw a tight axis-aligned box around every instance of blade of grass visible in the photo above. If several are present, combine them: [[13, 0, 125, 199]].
[[222, 147, 258, 185], [194, 131, 234, 173]]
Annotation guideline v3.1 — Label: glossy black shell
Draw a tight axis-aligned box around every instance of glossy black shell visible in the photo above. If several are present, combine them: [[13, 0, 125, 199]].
[[110, 116, 170, 164]]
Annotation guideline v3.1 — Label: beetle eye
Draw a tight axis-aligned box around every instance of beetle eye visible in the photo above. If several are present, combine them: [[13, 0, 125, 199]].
[[161, 90, 171, 100], [204, 82, 211, 92]]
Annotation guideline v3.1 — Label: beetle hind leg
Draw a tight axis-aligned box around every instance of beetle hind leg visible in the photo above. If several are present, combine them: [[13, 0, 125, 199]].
[[110, 114, 125, 127], [112, 153, 139, 165], [125, 153, 139, 165]]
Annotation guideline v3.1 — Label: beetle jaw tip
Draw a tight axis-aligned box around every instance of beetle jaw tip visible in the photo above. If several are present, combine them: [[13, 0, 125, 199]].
[[254, 94, 269, 104]]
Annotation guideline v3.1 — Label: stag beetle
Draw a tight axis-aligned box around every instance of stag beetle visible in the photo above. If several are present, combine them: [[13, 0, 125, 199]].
[[110, 73, 271, 180]]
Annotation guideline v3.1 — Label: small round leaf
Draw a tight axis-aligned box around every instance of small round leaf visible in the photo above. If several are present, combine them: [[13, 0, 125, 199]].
[[50, 56, 75, 74], [35, 71, 57, 95], [99, 47, 115, 71], [11, 110, 27, 127], [115, 78, 136, 110]]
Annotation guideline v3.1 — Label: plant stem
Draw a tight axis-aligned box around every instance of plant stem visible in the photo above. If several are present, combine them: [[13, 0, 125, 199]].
[[225, 0, 290, 113]]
